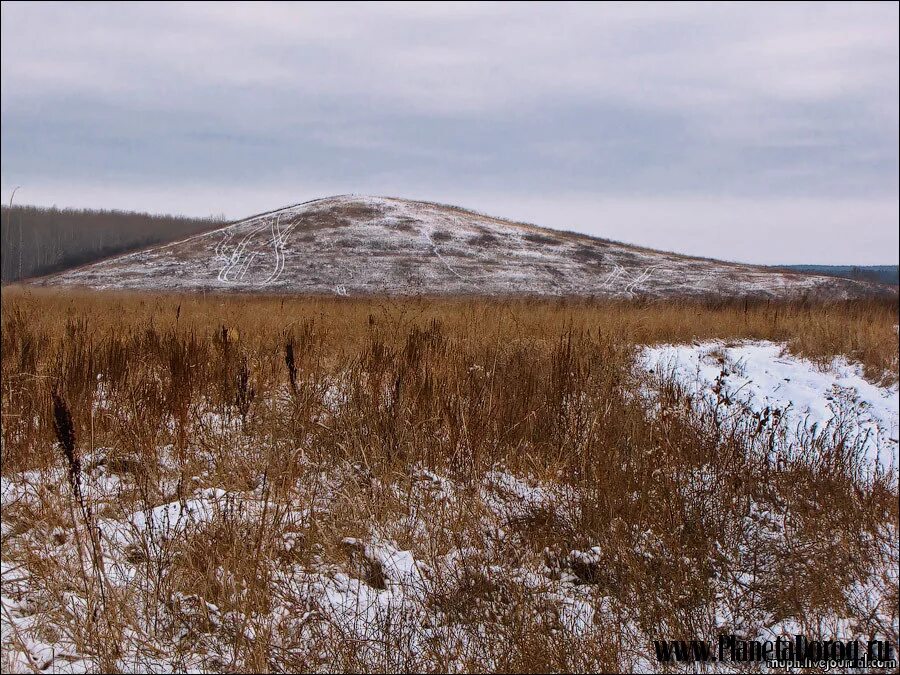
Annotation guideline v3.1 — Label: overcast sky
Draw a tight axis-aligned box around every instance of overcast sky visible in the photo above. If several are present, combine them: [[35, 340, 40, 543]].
[[2, 1, 897, 264]]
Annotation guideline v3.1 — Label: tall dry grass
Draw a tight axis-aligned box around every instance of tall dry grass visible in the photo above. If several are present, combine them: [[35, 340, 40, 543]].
[[3, 287, 898, 375], [0, 287, 897, 672]]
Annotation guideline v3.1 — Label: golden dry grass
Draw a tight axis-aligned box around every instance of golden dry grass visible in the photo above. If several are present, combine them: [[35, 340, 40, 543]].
[[1, 287, 897, 672], [4, 286, 898, 377]]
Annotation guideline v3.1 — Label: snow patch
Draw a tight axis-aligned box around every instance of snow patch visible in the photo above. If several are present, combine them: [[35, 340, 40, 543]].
[[639, 340, 899, 469]]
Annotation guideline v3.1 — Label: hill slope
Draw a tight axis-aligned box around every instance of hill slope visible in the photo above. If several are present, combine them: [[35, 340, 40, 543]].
[[37, 195, 894, 298]]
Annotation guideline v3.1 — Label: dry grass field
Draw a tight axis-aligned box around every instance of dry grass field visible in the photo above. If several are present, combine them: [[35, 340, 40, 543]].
[[1, 288, 898, 672]]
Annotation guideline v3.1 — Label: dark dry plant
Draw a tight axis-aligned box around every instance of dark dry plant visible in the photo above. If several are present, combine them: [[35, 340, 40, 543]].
[[51, 389, 80, 499]]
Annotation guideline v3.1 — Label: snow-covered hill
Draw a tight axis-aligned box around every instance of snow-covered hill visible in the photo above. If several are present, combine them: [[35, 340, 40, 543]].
[[37, 195, 895, 298]]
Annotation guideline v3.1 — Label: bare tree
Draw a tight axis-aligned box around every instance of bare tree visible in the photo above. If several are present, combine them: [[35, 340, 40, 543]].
[[1, 203, 226, 282]]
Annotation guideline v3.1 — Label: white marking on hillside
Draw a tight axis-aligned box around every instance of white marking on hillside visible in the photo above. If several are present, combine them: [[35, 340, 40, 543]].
[[214, 229, 234, 260], [261, 216, 298, 286], [218, 221, 270, 283], [622, 265, 660, 296], [601, 265, 624, 289], [421, 228, 465, 280], [238, 252, 258, 280]]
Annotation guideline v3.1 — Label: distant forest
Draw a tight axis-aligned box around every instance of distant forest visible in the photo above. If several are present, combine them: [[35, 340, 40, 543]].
[[777, 264, 899, 286], [1, 205, 227, 282]]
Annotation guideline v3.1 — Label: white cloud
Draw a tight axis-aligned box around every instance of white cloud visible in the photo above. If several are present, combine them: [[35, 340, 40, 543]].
[[3, 2, 896, 116], [1, 1, 897, 263]]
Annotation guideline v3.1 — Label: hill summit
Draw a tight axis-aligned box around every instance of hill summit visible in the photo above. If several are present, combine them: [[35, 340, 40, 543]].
[[40, 195, 892, 298]]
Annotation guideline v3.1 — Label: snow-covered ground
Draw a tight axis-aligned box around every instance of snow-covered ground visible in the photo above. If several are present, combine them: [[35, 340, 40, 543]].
[[639, 340, 899, 470], [4, 454, 896, 672], [37, 195, 888, 299], [0, 459, 621, 673], [3, 342, 898, 672]]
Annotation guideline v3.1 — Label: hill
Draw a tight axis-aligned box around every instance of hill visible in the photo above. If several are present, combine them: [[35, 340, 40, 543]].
[[36, 195, 896, 298]]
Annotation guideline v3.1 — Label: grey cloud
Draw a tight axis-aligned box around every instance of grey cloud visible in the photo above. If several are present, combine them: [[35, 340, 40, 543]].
[[1, 1, 897, 264]]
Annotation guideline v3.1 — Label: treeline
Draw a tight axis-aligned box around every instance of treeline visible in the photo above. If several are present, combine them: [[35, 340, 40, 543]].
[[1, 205, 227, 282], [844, 266, 899, 285]]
